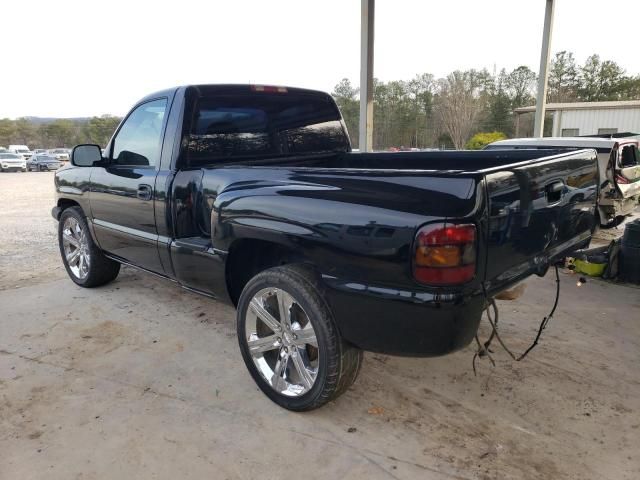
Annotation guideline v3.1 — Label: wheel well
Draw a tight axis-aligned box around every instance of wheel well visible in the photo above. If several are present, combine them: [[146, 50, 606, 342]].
[[58, 198, 80, 213], [225, 238, 310, 306]]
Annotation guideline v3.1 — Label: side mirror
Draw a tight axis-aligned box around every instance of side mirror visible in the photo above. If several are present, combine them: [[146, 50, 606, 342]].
[[71, 144, 102, 167]]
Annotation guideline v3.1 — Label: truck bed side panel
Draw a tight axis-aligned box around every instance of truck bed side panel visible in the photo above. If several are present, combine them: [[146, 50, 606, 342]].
[[204, 167, 482, 289]]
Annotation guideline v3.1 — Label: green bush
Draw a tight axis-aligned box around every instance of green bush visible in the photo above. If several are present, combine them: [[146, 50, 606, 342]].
[[465, 131, 507, 150]]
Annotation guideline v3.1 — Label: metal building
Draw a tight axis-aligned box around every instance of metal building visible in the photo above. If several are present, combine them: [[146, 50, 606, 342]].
[[514, 100, 640, 137]]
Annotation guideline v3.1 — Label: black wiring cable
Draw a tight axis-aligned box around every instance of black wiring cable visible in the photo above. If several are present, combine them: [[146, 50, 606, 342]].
[[515, 264, 561, 361], [472, 333, 495, 375], [473, 173, 562, 370], [474, 264, 561, 373], [483, 296, 517, 361]]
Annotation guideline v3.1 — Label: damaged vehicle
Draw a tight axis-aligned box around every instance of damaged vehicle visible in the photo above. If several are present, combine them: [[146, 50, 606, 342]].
[[52, 85, 599, 410], [485, 137, 640, 227]]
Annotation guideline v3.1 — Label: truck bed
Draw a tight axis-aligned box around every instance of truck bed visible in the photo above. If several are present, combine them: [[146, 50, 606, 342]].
[[174, 148, 598, 292], [234, 149, 572, 172]]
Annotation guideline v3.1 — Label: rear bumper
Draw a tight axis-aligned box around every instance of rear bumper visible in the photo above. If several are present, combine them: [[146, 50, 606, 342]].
[[322, 276, 484, 357]]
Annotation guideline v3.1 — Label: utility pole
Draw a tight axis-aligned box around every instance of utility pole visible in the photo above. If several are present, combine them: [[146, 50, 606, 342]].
[[359, 0, 374, 151], [533, 0, 555, 137]]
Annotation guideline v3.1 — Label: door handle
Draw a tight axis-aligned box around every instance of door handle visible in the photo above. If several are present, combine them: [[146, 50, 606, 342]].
[[545, 181, 564, 203], [137, 184, 153, 201]]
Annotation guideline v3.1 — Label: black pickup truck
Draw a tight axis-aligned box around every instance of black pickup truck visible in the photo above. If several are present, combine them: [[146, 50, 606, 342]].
[[53, 84, 598, 410]]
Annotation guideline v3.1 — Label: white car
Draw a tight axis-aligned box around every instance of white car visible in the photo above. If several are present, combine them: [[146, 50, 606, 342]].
[[0, 153, 27, 172], [48, 148, 70, 162], [8, 144, 32, 160]]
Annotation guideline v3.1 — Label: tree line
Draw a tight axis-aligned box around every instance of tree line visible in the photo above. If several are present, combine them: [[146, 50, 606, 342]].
[[332, 51, 640, 150], [2, 51, 638, 151], [0, 115, 122, 149]]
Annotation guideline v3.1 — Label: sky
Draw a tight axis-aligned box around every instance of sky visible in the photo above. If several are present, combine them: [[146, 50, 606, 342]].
[[3, 0, 639, 118]]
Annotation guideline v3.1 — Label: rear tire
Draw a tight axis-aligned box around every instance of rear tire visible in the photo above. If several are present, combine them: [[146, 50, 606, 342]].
[[236, 265, 362, 411], [58, 206, 120, 287]]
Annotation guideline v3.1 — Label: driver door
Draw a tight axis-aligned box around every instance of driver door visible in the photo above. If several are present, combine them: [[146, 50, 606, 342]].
[[89, 98, 168, 274]]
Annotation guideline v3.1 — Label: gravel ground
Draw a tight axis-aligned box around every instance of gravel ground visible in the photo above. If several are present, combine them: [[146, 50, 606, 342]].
[[1, 172, 639, 479], [592, 209, 640, 247], [0, 171, 62, 290]]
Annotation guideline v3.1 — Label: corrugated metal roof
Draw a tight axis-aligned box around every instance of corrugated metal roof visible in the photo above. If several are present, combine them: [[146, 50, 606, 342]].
[[515, 100, 640, 113]]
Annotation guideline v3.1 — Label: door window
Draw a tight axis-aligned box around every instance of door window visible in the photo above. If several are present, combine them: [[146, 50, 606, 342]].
[[112, 98, 167, 167], [620, 144, 638, 168]]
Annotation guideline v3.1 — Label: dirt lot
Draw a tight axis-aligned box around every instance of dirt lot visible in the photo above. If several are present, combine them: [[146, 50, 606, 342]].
[[1, 172, 639, 479]]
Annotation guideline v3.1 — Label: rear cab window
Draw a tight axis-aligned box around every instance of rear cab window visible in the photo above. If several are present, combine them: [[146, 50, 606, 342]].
[[183, 88, 350, 166]]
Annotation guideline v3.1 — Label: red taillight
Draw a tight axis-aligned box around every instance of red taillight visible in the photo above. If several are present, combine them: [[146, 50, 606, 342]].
[[413, 223, 476, 286], [250, 85, 288, 93], [615, 173, 630, 184]]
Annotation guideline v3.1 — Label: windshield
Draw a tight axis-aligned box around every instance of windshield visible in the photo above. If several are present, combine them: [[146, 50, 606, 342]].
[[0, 153, 21, 159], [17, 149, 30, 153], [185, 92, 349, 165]]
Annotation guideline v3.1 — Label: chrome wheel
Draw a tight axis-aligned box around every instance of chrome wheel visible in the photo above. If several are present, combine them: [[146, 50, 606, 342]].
[[62, 216, 90, 279], [245, 287, 319, 397]]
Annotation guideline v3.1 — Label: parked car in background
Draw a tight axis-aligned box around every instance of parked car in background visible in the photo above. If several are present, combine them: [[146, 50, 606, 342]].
[[485, 137, 640, 227], [28, 154, 61, 171], [0, 153, 27, 172], [33, 149, 48, 155], [8, 145, 33, 160], [48, 148, 70, 162]]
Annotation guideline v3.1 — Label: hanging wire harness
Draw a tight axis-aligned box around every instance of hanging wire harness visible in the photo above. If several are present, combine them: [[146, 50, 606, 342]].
[[473, 264, 561, 375]]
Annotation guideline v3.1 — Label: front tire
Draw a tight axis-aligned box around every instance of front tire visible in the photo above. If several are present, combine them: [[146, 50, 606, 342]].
[[236, 265, 362, 411], [58, 207, 120, 287]]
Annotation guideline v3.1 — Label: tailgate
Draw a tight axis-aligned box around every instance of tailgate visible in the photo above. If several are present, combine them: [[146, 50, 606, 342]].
[[484, 149, 598, 292]]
